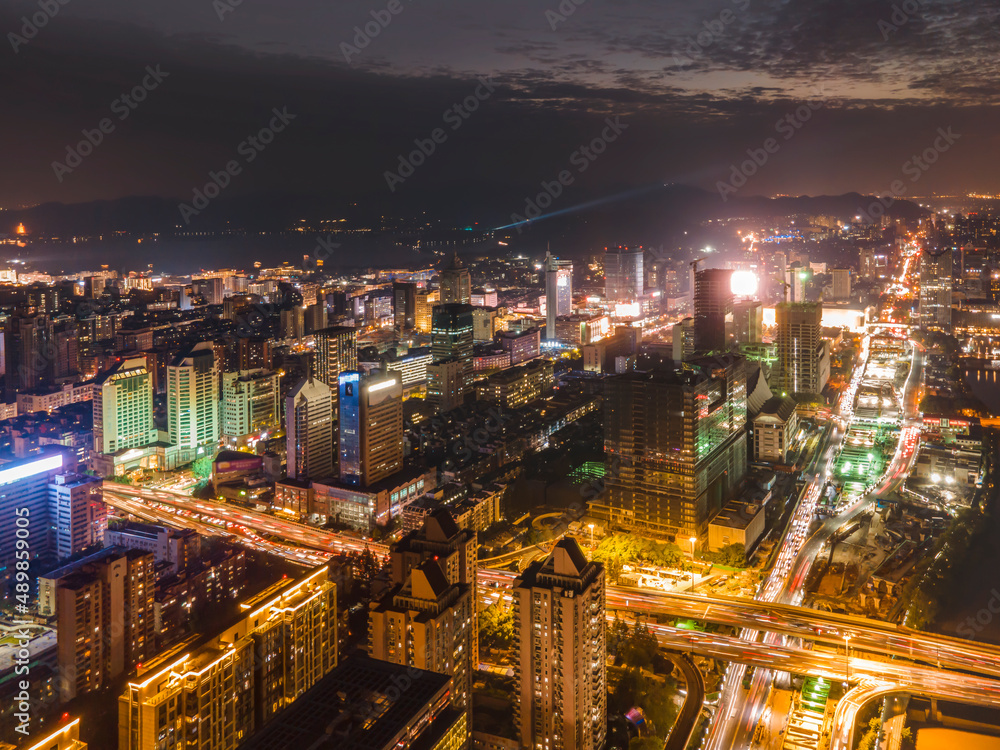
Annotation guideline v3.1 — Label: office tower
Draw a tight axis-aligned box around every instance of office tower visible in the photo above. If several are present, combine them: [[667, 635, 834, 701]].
[[594, 354, 748, 539], [604, 246, 643, 302], [393, 281, 417, 330], [119, 567, 337, 750], [431, 304, 475, 397], [919, 248, 953, 330], [4, 314, 54, 401], [167, 342, 220, 463], [694, 268, 734, 353], [775, 302, 827, 395], [306, 301, 328, 334], [785, 263, 808, 302], [238, 654, 466, 750], [426, 359, 466, 413], [238, 336, 271, 371], [286, 375, 335, 480], [672, 317, 695, 363], [545, 251, 574, 340], [221, 369, 282, 447], [732, 300, 763, 345], [314, 325, 358, 409], [93, 357, 158, 456], [472, 307, 498, 342], [831, 267, 852, 300], [48, 473, 104, 560], [338, 370, 403, 487], [440, 254, 472, 304], [280, 306, 305, 341], [513, 538, 606, 750], [415, 289, 439, 333], [47, 547, 155, 701], [0, 451, 70, 571], [499, 327, 541, 365], [370, 511, 477, 710]]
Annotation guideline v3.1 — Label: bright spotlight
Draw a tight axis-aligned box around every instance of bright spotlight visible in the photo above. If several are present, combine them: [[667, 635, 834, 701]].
[[731, 270, 758, 296]]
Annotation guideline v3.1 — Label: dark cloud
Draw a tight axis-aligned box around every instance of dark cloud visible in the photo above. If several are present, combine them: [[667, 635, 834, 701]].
[[1, 0, 999, 218]]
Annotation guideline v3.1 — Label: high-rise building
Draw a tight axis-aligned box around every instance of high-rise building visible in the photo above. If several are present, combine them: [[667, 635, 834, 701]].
[[369, 510, 477, 712], [593, 354, 748, 539], [431, 304, 475, 398], [426, 359, 466, 414], [545, 251, 573, 340], [286, 376, 335, 480], [48, 473, 105, 560], [831, 268, 852, 300], [167, 342, 219, 463], [338, 370, 403, 487], [604, 246, 643, 303], [694, 268, 734, 353], [45, 547, 155, 701], [919, 248, 953, 330], [119, 566, 337, 750], [775, 302, 828, 396], [672, 317, 695, 363], [93, 357, 158, 456], [314, 326, 358, 411], [785, 263, 809, 302], [732, 300, 763, 345], [415, 289, 439, 333], [0, 451, 72, 572], [4, 314, 57, 401], [221, 369, 282, 447], [393, 281, 417, 330], [513, 538, 606, 750], [440, 254, 472, 305]]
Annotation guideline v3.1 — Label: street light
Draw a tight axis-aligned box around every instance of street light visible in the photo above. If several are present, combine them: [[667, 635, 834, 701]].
[[844, 634, 852, 684], [689, 537, 698, 592]]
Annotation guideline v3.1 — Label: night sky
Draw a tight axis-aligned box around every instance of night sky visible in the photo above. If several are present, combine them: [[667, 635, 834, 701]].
[[3, 0, 999, 214]]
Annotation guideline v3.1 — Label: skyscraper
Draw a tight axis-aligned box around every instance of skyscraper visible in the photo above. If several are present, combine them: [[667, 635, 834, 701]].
[[513, 538, 606, 750], [93, 357, 158, 456], [338, 369, 403, 487], [694, 268, 734, 353], [672, 317, 695, 363], [369, 510, 477, 712], [167, 342, 219, 463], [593, 354, 748, 539], [732, 300, 763, 345], [48, 473, 105, 560], [314, 325, 358, 411], [0, 451, 71, 571], [604, 246, 643, 303], [775, 302, 828, 396], [545, 250, 573, 340], [221, 369, 282, 448], [439, 254, 472, 305], [831, 268, 852, 300], [919, 248, 953, 330], [431, 304, 475, 399], [393, 281, 417, 330], [286, 375, 335, 480]]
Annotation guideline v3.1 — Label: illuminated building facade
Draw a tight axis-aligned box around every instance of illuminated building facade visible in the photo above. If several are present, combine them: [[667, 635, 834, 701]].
[[286, 376, 335, 481], [338, 369, 404, 487], [594, 354, 748, 539], [167, 342, 219, 463], [603, 246, 643, 303], [93, 357, 157, 456], [775, 302, 827, 396], [313, 325, 358, 411], [919, 248, 953, 330], [119, 566, 337, 750], [694, 268, 734, 353], [513, 538, 606, 750], [221, 369, 282, 448]]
